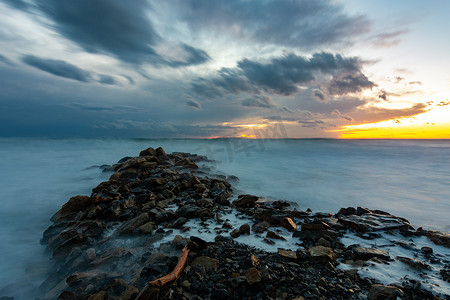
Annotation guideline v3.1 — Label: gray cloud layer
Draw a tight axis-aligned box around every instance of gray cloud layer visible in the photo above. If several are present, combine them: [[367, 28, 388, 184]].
[[193, 52, 373, 99], [172, 0, 370, 50], [33, 0, 209, 67], [22, 55, 91, 82]]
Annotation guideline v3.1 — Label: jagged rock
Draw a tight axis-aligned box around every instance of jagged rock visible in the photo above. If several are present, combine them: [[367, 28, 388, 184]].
[[175, 204, 200, 218], [266, 230, 286, 240], [139, 147, 157, 156], [279, 217, 297, 231], [139, 222, 154, 234], [234, 194, 259, 207], [192, 256, 219, 272], [338, 213, 412, 232], [426, 231, 450, 248], [245, 267, 262, 285], [353, 247, 390, 260], [307, 246, 335, 263], [172, 217, 188, 228], [397, 256, 431, 271], [115, 213, 149, 235], [252, 221, 271, 233], [155, 147, 166, 156], [277, 249, 297, 260], [367, 284, 404, 300], [337, 207, 356, 215], [301, 221, 330, 231]]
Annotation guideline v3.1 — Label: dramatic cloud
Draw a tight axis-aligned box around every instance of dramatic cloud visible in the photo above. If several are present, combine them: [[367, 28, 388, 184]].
[[242, 95, 275, 108], [186, 99, 202, 110], [193, 52, 370, 98], [298, 120, 325, 128], [326, 72, 375, 95], [98, 74, 117, 86], [22, 55, 91, 82], [172, 0, 369, 50], [331, 109, 353, 121], [35, 0, 209, 66], [353, 103, 428, 123], [66, 103, 136, 112]]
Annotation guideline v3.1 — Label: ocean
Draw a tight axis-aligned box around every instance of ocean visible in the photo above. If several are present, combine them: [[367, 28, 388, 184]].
[[0, 138, 449, 298]]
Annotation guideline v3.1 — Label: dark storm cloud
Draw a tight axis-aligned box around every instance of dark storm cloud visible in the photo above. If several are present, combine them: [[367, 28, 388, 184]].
[[67, 103, 137, 112], [35, 0, 209, 67], [242, 95, 275, 108], [313, 90, 327, 102], [326, 72, 375, 95], [298, 120, 325, 128], [173, 0, 369, 50], [22, 55, 91, 82], [193, 52, 370, 98], [98, 74, 117, 86], [186, 99, 202, 110]]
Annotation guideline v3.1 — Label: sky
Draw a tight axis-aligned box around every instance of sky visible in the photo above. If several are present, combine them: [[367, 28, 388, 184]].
[[0, 0, 449, 139]]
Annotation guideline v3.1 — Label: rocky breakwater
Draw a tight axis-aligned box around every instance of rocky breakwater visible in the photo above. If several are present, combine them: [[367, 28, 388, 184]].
[[28, 147, 450, 299]]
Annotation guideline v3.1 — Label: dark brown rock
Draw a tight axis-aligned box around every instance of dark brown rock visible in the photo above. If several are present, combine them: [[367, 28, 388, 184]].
[[234, 194, 259, 208], [367, 284, 404, 300], [279, 217, 297, 231]]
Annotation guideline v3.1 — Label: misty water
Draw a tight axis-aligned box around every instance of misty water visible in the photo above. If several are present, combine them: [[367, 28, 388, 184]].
[[0, 138, 449, 298]]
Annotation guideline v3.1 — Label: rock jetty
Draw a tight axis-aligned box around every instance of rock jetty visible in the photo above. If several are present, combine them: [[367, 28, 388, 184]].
[[16, 147, 450, 299]]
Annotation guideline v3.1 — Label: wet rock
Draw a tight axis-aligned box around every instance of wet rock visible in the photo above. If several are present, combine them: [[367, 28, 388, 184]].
[[317, 237, 331, 248], [192, 256, 219, 272], [139, 147, 157, 157], [279, 217, 297, 231], [172, 217, 188, 228], [245, 267, 262, 285], [307, 246, 335, 263], [353, 247, 390, 260], [239, 223, 251, 235], [230, 229, 241, 238], [252, 221, 270, 233], [155, 147, 166, 156], [51, 195, 92, 221], [337, 207, 356, 215], [421, 246, 433, 255], [397, 256, 431, 271], [266, 230, 286, 240], [139, 222, 154, 234], [278, 249, 297, 260], [356, 207, 371, 216], [367, 284, 404, 300], [115, 213, 149, 235], [234, 194, 259, 208], [175, 204, 200, 218], [301, 221, 330, 231], [426, 231, 450, 248], [338, 213, 412, 232]]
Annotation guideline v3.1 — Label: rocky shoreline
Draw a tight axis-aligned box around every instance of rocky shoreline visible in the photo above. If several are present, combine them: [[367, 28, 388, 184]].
[[5, 146, 449, 300]]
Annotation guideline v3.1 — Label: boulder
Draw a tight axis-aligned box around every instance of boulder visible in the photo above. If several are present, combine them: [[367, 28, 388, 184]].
[[353, 247, 390, 260], [175, 204, 200, 218], [192, 256, 219, 272], [245, 267, 262, 285], [234, 194, 259, 208], [115, 213, 149, 235], [266, 230, 286, 240], [307, 246, 335, 263], [367, 284, 404, 300], [426, 231, 450, 248], [239, 223, 251, 235], [279, 217, 297, 231], [139, 147, 157, 156], [397, 256, 431, 271]]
